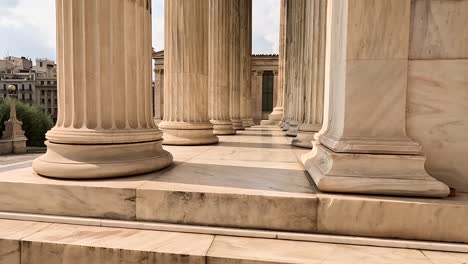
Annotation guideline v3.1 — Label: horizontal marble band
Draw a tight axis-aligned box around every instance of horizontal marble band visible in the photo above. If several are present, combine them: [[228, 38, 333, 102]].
[[158, 121, 214, 130], [46, 128, 162, 144], [0, 211, 466, 253]]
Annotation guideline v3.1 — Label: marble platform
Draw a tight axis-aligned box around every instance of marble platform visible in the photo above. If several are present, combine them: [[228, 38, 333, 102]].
[[1, 218, 467, 264], [0, 128, 467, 244]]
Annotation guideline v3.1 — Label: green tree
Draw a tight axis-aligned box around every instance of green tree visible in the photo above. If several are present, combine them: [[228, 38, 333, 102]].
[[0, 98, 54, 147]]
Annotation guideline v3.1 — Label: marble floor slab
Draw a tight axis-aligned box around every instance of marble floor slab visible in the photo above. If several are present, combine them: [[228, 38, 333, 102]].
[[4, 218, 466, 264]]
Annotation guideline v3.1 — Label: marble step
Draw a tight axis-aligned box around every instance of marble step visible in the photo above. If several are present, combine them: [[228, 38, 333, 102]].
[[0, 165, 317, 232], [2, 218, 467, 264], [1, 165, 468, 243]]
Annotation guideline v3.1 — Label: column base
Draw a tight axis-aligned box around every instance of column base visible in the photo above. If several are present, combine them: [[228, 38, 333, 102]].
[[291, 131, 315, 148], [267, 107, 284, 122], [301, 143, 450, 198], [282, 121, 289, 131], [260, 120, 281, 126], [242, 118, 255, 128], [32, 140, 173, 179], [285, 122, 299, 137], [231, 119, 244, 130], [159, 122, 219, 146], [211, 120, 236, 135]]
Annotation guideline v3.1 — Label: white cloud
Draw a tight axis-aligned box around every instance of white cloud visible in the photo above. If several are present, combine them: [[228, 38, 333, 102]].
[[0, 0, 279, 60]]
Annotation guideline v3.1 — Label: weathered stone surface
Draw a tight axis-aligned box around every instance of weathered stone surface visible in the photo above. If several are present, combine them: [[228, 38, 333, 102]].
[[317, 193, 468, 243], [407, 59, 468, 192], [20, 223, 213, 264], [410, 0, 468, 59], [0, 220, 50, 264]]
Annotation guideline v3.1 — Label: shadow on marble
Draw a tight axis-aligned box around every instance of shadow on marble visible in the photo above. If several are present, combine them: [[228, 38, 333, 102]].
[[146, 161, 313, 194]]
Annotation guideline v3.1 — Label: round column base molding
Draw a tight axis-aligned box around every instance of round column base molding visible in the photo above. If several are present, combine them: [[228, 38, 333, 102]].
[[161, 128, 219, 146], [213, 125, 236, 135], [268, 109, 284, 122], [282, 121, 290, 131], [242, 118, 255, 128], [291, 131, 315, 149], [231, 119, 244, 130], [32, 140, 173, 179], [286, 123, 299, 137]]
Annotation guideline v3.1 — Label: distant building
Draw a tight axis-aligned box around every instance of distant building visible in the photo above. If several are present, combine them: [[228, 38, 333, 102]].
[[0, 57, 58, 122], [34, 59, 58, 121], [0, 56, 36, 106]]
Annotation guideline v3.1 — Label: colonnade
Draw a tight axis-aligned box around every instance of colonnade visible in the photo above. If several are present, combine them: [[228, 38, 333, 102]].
[[32, 0, 450, 198]]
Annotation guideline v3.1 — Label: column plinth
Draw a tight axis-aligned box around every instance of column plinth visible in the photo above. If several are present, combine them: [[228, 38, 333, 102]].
[[33, 0, 173, 179], [159, 0, 219, 145], [301, 0, 449, 197], [208, 0, 235, 135], [292, 0, 326, 148]]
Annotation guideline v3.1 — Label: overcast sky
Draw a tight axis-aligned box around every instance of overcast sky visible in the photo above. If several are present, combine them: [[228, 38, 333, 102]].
[[0, 0, 280, 62]]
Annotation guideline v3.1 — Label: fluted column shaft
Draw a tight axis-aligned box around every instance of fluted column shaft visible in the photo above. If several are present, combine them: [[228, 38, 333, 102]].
[[240, 0, 254, 127], [292, 0, 326, 148], [208, 0, 235, 135], [268, 0, 287, 123], [229, 0, 243, 130], [282, 0, 293, 131], [159, 0, 219, 145], [33, 0, 173, 179], [153, 69, 164, 125], [286, 0, 307, 137]]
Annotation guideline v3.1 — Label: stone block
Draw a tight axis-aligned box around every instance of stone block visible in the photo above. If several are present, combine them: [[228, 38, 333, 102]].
[[407, 59, 468, 192], [20, 223, 213, 264], [346, 0, 411, 60], [0, 167, 143, 220], [137, 181, 317, 232], [206, 236, 434, 264], [410, 0, 468, 59], [317, 193, 468, 243], [0, 220, 50, 264]]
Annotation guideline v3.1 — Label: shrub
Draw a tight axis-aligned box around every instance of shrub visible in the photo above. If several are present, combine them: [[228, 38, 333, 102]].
[[0, 98, 54, 147]]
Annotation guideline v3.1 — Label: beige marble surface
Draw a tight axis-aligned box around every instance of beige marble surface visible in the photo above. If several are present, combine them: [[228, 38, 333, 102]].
[[207, 236, 435, 264], [2, 218, 468, 263], [422, 250, 468, 264], [0, 167, 150, 220], [317, 193, 468, 243], [21, 223, 213, 264], [407, 59, 468, 192], [410, 0, 468, 59], [0, 220, 50, 264], [346, 0, 410, 60]]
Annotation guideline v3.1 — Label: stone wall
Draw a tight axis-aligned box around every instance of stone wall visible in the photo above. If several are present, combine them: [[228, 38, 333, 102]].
[[406, 0, 468, 192]]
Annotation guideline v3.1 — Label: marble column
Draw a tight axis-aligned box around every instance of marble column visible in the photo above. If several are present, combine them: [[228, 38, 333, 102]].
[[282, 0, 293, 131], [33, 0, 173, 179], [229, 0, 244, 130], [159, 0, 219, 145], [301, 0, 449, 197], [255, 70, 264, 123], [292, 0, 326, 148], [286, 0, 307, 137], [208, 0, 236, 135], [268, 1, 286, 125], [153, 69, 163, 126], [240, 0, 255, 127]]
